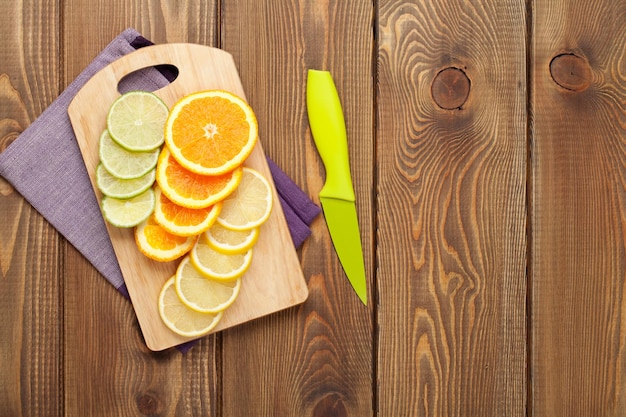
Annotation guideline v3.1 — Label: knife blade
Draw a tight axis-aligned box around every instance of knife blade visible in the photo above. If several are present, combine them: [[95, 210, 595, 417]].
[[306, 69, 367, 305]]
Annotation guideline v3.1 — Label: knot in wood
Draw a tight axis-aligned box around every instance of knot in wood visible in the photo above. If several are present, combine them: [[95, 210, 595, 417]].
[[135, 391, 162, 415], [312, 393, 347, 417], [431, 67, 470, 110], [0, 119, 23, 152], [549, 53, 591, 92]]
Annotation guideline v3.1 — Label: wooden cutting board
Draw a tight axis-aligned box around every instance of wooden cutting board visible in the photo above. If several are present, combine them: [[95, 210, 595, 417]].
[[68, 43, 309, 351]]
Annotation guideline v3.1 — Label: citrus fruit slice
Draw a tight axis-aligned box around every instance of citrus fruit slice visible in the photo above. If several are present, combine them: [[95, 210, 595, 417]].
[[175, 256, 241, 313], [96, 163, 156, 199], [107, 90, 169, 151], [190, 232, 253, 281], [101, 188, 155, 228], [99, 129, 159, 179], [164, 90, 258, 175], [153, 186, 222, 237], [156, 147, 243, 209], [216, 167, 273, 231], [135, 215, 196, 262], [158, 276, 223, 337], [204, 223, 259, 255]]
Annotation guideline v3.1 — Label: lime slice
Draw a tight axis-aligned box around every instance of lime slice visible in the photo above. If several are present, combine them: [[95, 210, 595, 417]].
[[96, 163, 156, 199], [101, 188, 156, 228], [99, 130, 159, 179], [107, 90, 169, 151]]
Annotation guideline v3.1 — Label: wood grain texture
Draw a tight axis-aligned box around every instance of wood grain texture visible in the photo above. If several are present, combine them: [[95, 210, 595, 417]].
[[3, 0, 626, 415], [62, 0, 218, 89], [377, 0, 527, 415], [63, 250, 220, 416], [530, 0, 626, 415], [220, 0, 375, 416], [0, 1, 63, 416], [61, 1, 221, 415]]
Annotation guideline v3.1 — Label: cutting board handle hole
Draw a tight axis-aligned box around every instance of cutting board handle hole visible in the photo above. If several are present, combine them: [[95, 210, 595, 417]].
[[117, 64, 179, 94]]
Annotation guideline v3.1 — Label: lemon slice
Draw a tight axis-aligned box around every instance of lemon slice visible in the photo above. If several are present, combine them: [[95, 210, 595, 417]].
[[175, 256, 241, 313], [190, 232, 253, 281], [158, 276, 223, 337], [99, 130, 159, 179], [101, 188, 155, 228], [96, 163, 156, 199], [204, 223, 259, 255], [107, 90, 169, 151], [216, 167, 273, 231]]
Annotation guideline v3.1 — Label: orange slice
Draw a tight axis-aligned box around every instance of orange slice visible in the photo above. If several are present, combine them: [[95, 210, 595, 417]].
[[153, 186, 222, 237], [164, 90, 258, 175], [156, 147, 243, 209], [135, 215, 197, 262]]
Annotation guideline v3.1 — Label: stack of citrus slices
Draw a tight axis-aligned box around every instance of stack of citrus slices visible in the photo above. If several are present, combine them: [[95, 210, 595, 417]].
[[157, 163, 273, 337], [100, 89, 273, 338], [97, 91, 168, 227]]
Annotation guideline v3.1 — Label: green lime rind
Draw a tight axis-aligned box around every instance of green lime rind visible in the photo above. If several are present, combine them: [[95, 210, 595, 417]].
[[96, 163, 156, 199], [107, 90, 169, 152], [99, 130, 160, 180], [101, 188, 156, 228]]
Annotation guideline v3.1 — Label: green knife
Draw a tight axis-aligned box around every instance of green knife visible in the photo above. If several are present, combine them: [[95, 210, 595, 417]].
[[306, 69, 367, 305]]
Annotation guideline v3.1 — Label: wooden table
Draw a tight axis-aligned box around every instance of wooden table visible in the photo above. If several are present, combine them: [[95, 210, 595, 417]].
[[1, 1, 624, 415]]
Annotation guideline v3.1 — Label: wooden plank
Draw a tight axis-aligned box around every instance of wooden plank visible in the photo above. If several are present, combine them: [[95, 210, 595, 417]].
[[530, 0, 626, 414], [63, 253, 221, 415], [61, 1, 221, 414], [0, 1, 63, 416], [376, 0, 528, 415], [62, 0, 217, 80], [220, 1, 375, 415]]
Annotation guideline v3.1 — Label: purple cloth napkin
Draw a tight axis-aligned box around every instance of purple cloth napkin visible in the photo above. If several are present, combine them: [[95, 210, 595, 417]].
[[0, 28, 319, 297]]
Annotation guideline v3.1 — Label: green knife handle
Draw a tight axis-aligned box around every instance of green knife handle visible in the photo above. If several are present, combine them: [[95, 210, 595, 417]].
[[306, 70, 355, 202]]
